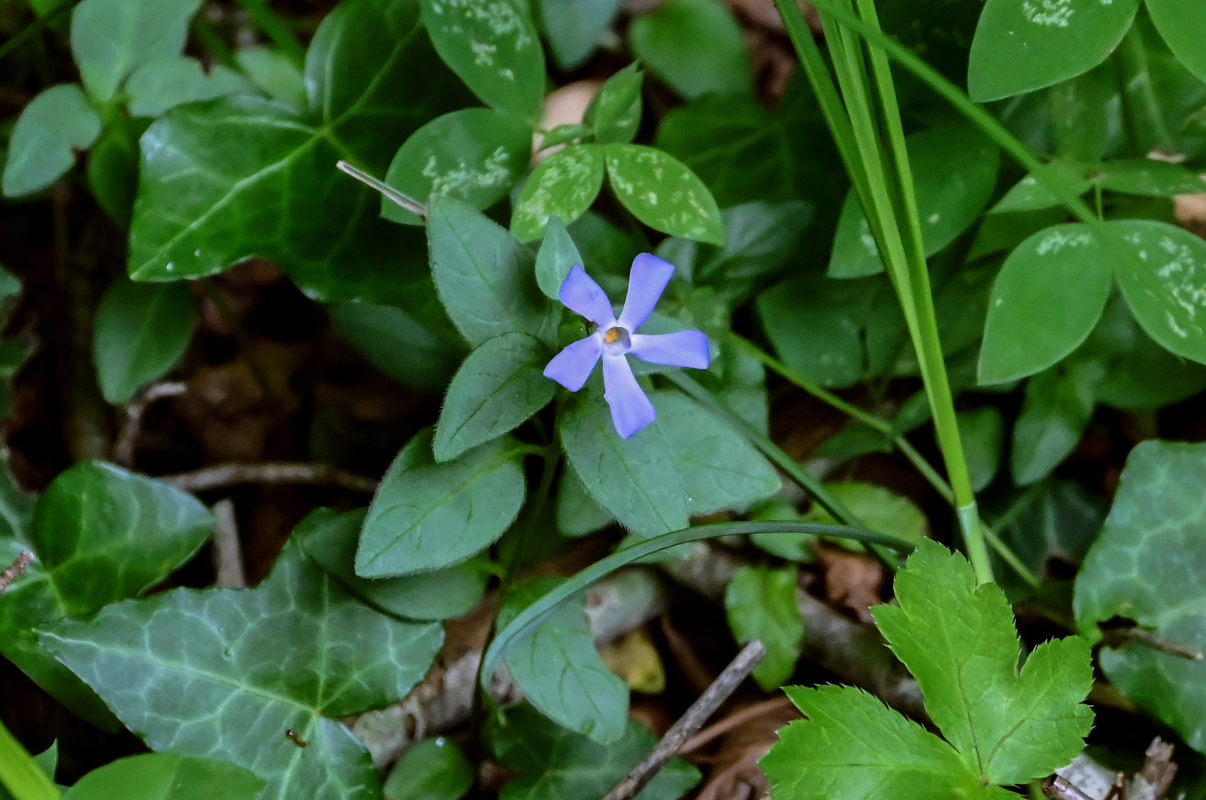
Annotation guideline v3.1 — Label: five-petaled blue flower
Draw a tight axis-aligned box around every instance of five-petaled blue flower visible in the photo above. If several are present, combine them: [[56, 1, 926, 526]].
[[544, 254, 710, 439]]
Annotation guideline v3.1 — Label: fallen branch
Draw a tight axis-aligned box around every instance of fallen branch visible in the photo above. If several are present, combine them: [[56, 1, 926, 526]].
[[159, 462, 378, 494], [211, 499, 246, 589]]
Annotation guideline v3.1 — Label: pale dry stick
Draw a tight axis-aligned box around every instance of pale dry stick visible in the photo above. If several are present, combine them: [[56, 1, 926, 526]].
[[113, 381, 188, 466], [679, 696, 794, 755], [335, 161, 428, 219], [0, 551, 33, 593], [1045, 776, 1098, 800], [600, 640, 767, 800], [211, 499, 246, 588], [159, 462, 378, 494]]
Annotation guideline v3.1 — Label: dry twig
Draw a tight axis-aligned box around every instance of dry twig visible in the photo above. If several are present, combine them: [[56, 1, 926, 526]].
[[159, 462, 377, 494], [211, 499, 246, 588], [0, 551, 33, 593]]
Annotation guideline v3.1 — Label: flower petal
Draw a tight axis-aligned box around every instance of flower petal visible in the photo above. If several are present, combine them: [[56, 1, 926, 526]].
[[629, 330, 710, 369], [617, 253, 674, 331], [544, 336, 602, 392], [559, 265, 616, 328], [602, 354, 655, 438]]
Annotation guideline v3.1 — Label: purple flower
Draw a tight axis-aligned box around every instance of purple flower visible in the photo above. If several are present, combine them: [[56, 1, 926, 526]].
[[544, 254, 710, 439]]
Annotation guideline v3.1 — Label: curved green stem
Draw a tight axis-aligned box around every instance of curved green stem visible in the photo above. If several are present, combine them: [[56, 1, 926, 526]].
[[0, 722, 58, 800]]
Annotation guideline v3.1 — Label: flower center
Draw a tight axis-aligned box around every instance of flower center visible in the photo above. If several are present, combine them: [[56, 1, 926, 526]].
[[601, 326, 631, 354]]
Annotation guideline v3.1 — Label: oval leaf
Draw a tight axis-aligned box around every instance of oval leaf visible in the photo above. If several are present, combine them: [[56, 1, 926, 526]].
[[511, 145, 606, 242], [1010, 363, 1101, 486], [63, 754, 264, 800], [536, 0, 622, 69], [93, 279, 197, 404], [2, 84, 102, 198], [535, 216, 583, 300], [124, 56, 247, 118], [724, 565, 804, 690], [1146, 0, 1206, 84], [627, 0, 752, 99], [979, 223, 1111, 384], [69, 0, 201, 101], [584, 63, 644, 145], [382, 738, 475, 800], [604, 144, 724, 245]]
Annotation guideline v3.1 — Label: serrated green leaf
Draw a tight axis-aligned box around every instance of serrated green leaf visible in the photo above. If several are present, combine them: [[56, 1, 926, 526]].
[[1075, 440, 1206, 753], [535, 216, 582, 300], [124, 56, 248, 118], [979, 224, 1111, 384], [724, 566, 803, 690], [968, 0, 1139, 101], [488, 703, 699, 800], [356, 429, 525, 577], [584, 64, 643, 145], [498, 577, 629, 744], [873, 541, 1093, 784], [535, 0, 621, 69], [62, 753, 264, 800], [298, 508, 487, 620], [70, 0, 201, 101], [762, 686, 1000, 800], [419, 0, 544, 119], [1146, 0, 1206, 84], [627, 0, 751, 99], [2, 84, 102, 198], [511, 145, 606, 242], [42, 540, 443, 800], [93, 278, 197, 404], [434, 332, 554, 461], [1011, 363, 1101, 486], [383, 738, 474, 800], [383, 108, 532, 225], [604, 144, 724, 245], [428, 196, 557, 346]]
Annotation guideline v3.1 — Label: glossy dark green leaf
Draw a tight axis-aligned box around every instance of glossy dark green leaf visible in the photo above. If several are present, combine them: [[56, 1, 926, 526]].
[[124, 57, 247, 118], [429, 197, 557, 346], [830, 124, 998, 278], [511, 145, 606, 242], [42, 541, 443, 800], [356, 429, 525, 577], [418, 0, 544, 119], [724, 565, 803, 690], [1, 84, 102, 197], [968, 0, 1139, 101], [627, 0, 751, 99], [298, 508, 487, 621], [555, 469, 613, 538], [694, 201, 811, 297], [989, 480, 1103, 591], [535, 216, 582, 300], [1075, 441, 1206, 751], [434, 333, 554, 461], [536, 0, 622, 69], [383, 738, 474, 800], [87, 120, 141, 225], [584, 64, 643, 145], [979, 224, 1111, 384], [959, 407, 1004, 492], [62, 753, 264, 800], [235, 46, 306, 111], [383, 108, 533, 225], [498, 577, 628, 744], [1146, 0, 1206, 83], [604, 144, 724, 245], [1011, 363, 1101, 486], [488, 703, 699, 800], [128, 0, 468, 302], [69, 0, 201, 101], [93, 278, 196, 404], [559, 392, 687, 538]]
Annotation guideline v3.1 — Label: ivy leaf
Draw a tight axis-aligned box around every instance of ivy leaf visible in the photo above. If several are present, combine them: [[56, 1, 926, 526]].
[[42, 541, 442, 800], [92, 278, 197, 404], [724, 566, 803, 690], [62, 753, 264, 800], [511, 145, 606, 242], [1, 84, 102, 198], [498, 577, 629, 744], [604, 144, 724, 245]]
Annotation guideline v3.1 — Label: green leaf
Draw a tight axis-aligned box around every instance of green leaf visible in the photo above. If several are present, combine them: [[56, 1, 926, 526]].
[[627, 0, 751, 99], [830, 123, 999, 278], [584, 64, 643, 145], [418, 0, 544, 119], [967, 0, 1140, 101], [383, 108, 532, 225], [979, 223, 1111, 384], [873, 541, 1094, 784], [724, 566, 803, 690], [298, 508, 487, 620], [555, 469, 613, 538], [488, 703, 699, 800], [434, 333, 554, 461], [761, 686, 1004, 800], [535, 216, 582, 300], [559, 392, 687, 539], [511, 145, 606, 242], [654, 391, 779, 515], [535, 0, 621, 69], [1011, 363, 1101, 486], [128, 0, 469, 301], [804, 482, 928, 545], [62, 753, 264, 800], [1, 84, 102, 198], [1098, 158, 1206, 196], [989, 480, 1103, 592], [92, 278, 197, 404], [356, 429, 525, 577], [234, 46, 306, 111], [125, 56, 248, 118], [383, 738, 474, 800], [603, 144, 724, 245], [958, 407, 1004, 492], [1146, 0, 1206, 84], [428, 196, 557, 346], [69, 0, 201, 101], [1074, 440, 1206, 752], [498, 577, 629, 744], [42, 540, 443, 800], [1108, 218, 1206, 365], [990, 161, 1092, 214], [87, 120, 140, 225]]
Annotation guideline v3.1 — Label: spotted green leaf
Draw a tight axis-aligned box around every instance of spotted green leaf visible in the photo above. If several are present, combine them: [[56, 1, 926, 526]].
[[70, 0, 201, 101], [42, 540, 443, 800], [62, 753, 264, 800], [93, 278, 197, 404], [383, 108, 533, 225], [511, 145, 606, 242], [2, 84, 101, 198], [724, 565, 803, 690], [584, 64, 643, 145], [356, 429, 525, 577], [604, 144, 724, 245], [968, 0, 1140, 101]]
